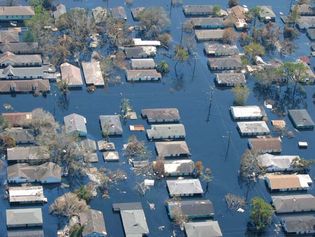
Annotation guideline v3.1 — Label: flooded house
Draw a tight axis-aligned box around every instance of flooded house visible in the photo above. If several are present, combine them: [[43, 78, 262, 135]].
[[208, 56, 242, 71], [204, 43, 239, 57], [146, 124, 186, 140], [141, 108, 180, 123], [113, 202, 149, 237], [215, 72, 246, 86], [191, 17, 225, 29], [133, 38, 161, 47], [248, 137, 282, 154], [272, 194, 315, 213], [97, 141, 115, 152], [183, 5, 215, 17], [155, 141, 190, 158], [64, 113, 87, 137], [81, 61, 104, 87], [265, 174, 312, 191], [6, 146, 49, 164], [79, 209, 107, 237], [0, 42, 39, 54], [6, 208, 42, 228], [53, 3, 66, 20], [166, 179, 203, 197], [60, 62, 83, 87], [228, 5, 249, 30], [99, 115, 123, 136], [281, 216, 315, 235], [256, 154, 301, 172], [230, 105, 265, 120], [7, 229, 44, 237], [126, 69, 161, 82], [297, 16, 315, 30], [124, 46, 157, 59], [8, 186, 47, 204], [237, 121, 270, 136], [92, 7, 108, 25], [0, 79, 50, 93], [2, 112, 32, 127], [0, 65, 44, 79], [0, 51, 42, 67], [184, 221, 223, 237], [130, 7, 145, 21], [307, 28, 315, 41], [292, 4, 315, 16], [288, 109, 315, 129], [7, 162, 62, 184], [1, 128, 35, 144], [130, 58, 156, 70], [167, 199, 214, 219], [0, 29, 19, 43], [103, 151, 119, 161], [111, 6, 127, 21], [0, 6, 35, 21], [80, 139, 98, 163], [162, 159, 195, 176], [257, 6, 276, 22], [195, 29, 224, 41]]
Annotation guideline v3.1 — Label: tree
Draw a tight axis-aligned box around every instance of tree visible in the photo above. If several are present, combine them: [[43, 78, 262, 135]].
[[158, 33, 172, 48], [174, 45, 189, 76], [222, 28, 238, 44], [69, 225, 84, 237], [138, 7, 170, 39], [247, 7, 262, 28], [232, 85, 249, 105], [100, 57, 114, 85], [249, 197, 274, 231], [75, 185, 94, 202], [259, 22, 280, 50], [291, 157, 314, 171], [201, 167, 212, 193], [170, 198, 188, 230], [120, 98, 132, 120], [194, 161, 204, 176], [213, 5, 221, 17], [244, 42, 265, 63], [157, 61, 170, 75], [153, 159, 165, 178], [124, 135, 151, 161], [228, 0, 239, 8], [239, 150, 262, 180]]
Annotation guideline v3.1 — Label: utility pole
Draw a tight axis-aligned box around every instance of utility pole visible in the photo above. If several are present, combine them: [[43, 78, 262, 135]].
[[191, 52, 198, 81], [224, 131, 231, 160], [206, 86, 214, 122]]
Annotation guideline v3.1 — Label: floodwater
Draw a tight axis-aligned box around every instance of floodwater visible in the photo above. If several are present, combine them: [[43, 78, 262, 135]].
[[0, 0, 315, 236]]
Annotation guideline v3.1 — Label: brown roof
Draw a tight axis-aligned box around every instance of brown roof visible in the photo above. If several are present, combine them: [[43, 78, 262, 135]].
[[248, 137, 282, 153], [0, 30, 19, 43], [267, 175, 301, 190], [2, 112, 32, 127], [0, 6, 34, 16], [0, 79, 50, 93], [60, 62, 83, 87], [230, 5, 247, 19]]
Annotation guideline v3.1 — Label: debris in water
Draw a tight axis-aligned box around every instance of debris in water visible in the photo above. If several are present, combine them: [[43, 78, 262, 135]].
[[3, 103, 13, 110]]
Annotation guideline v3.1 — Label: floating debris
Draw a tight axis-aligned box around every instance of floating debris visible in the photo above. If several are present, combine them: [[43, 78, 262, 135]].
[[3, 103, 13, 110]]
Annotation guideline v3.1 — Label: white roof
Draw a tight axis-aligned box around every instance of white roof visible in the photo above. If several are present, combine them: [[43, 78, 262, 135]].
[[298, 174, 313, 188], [230, 105, 263, 119], [237, 121, 270, 134], [9, 186, 47, 203], [257, 154, 299, 170], [133, 38, 161, 46], [164, 159, 194, 174]]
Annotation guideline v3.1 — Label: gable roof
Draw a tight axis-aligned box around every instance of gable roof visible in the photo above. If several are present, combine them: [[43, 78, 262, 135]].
[[2, 112, 32, 127], [0, 79, 50, 93], [0, 65, 44, 79], [0, 42, 39, 54], [248, 137, 282, 153], [141, 108, 180, 123], [60, 62, 83, 87], [147, 124, 186, 140], [272, 194, 315, 213], [79, 209, 107, 236], [6, 208, 43, 227], [0, 30, 19, 43], [7, 146, 49, 162], [81, 61, 104, 86], [0, 6, 35, 16], [99, 115, 123, 135], [155, 141, 190, 157], [167, 179, 203, 196], [288, 109, 315, 129], [0, 51, 42, 66], [184, 221, 223, 237], [164, 159, 195, 175], [64, 113, 87, 135], [257, 153, 299, 171], [282, 215, 315, 234]]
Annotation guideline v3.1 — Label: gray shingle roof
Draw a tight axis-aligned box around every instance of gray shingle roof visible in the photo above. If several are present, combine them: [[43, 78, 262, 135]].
[[147, 124, 186, 140], [131, 58, 156, 69], [141, 108, 180, 123], [183, 5, 214, 16], [215, 73, 246, 86], [166, 179, 203, 196], [155, 141, 190, 158], [6, 208, 43, 227], [282, 215, 315, 234], [0, 51, 42, 66], [0, 79, 50, 93], [126, 69, 161, 82], [0, 42, 39, 54], [195, 29, 224, 41], [99, 115, 123, 135], [272, 194, 315, 213], [79, 209, 107, 237], [184, 221, 223, 237], [64, 113, 87, 136], [288, 109, 315, 129], [1, 128, 35, 144], [0, 65, 44, 79], [7, 146, 49, 162], [7, 229, 44, 237]]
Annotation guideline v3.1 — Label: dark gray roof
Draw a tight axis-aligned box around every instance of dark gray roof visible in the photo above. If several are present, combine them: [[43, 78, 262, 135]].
[[204, 43, 239, 56], [167, 199, 214, 219], [79, 209, 107, 237], [111, 6, 127, 20], [185, 221, 223, 237], [131, 58, 156, 69], [0, 65, 44, 79], [215, 73, 246, 86], [183, 5, 214, 16], [0, 51, 42, 66], [6, 208, 43, 227], [155, 141, 190, 158], [2, 128, 35, 144], [208, 56, 242, 70], [80, 138, 97, 152], [167, 179, 203, 196], [282, 215, 315, 234], [99, 115, 123, 135], [141, 108, 180, 123], [0, 42, 39, 54], [126, 69, 161, 82], [272, 194, 315, 213], [191, 17, 224, 28], [7, 146, 49, 162], [0, 79, 50, 93], [124, 46, 156, 59], [64, 113, 87, 135], [288, 109, 315, 129], [195, 29, 224, 41], [7, 229, 44, 237], [147, 124, 186, 140]]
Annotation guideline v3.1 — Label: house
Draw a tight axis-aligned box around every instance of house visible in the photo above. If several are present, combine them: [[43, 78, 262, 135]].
[[155, 141, 190, 158], [167, 199, 214, 219], [272, 194, 315, 213], [103, 151, 119, 161], [0, 6, 35, 21], [131, 7, 145, 21], [292, 4, 315, 16], [64, 113, 87, 137], [99, 115, 123, 136], [97, 141, 115, 151], [248, 137, 282, 153], [204, 43, 239, 56], [2, 112, 32, 127], [6, 146, 49, 164], [60, 62, 83, 87], [53, 3, 66, 20], [126, 69, 161, 82], [297, 16, 315, 30], [131, 58, 156, 70], [228, 5, 249, 29], [166, 179, 203, 197], [113, 202, 149, 237], [183, 5, 215, 17], [215, 73, 246, 86], [81, 61, 104, 87], [163, 159, 195, 176], [0, 51, 42, 67], [133, 38, 161, 47], [7, 230, 44, 237], [208, 56, 242, 71], [79, 209, 107, 237], [92, 7, 108, 24], [230, 105, 265, 120], [282, 216, 315, 235], [129, 125, 145, 131], [237, 121, 270, 136], [147, 124, 186, 140], [256, 154, 301, 172], [288, 109, 315, 129], [80, 139, 98, 163], [141, 108, 180, 123], [307, 28, 315, 41], [6, 208, 43, 228], [0, 79, 50, 93], [111, 6, 127, 20], [124, 46, 156, 59], [8, 186, 47, 204], [0, 42, 39, 54], [1, 128, 35, 144], [195, 29, 224, 41], [184, 221, 223, 237], [0, 30, 19, 43], [0, 65, 44, 79], [257, 6, 276, 22], [7, 162, 62, 184], [265, 174, 312, 191], [191, 17, 225, 29]]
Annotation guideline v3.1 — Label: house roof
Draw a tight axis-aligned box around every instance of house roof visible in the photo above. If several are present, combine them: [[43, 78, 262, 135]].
[[265, 174, 311, 190], [288, 109, 315, 128], [208, 56, 242, 69], [282, 215, 315, 234], [7, 229, 44, 237], [79, 138, 97, 152], [141, 108, 180, 123], [167, 179, 203, 196], [237, 121, 270, 135], [126, 69, 161, 81], [6, 208, 43, 226], [0, 30, 19, 43], [257, 153, 299, 170], [99, 115, 123, 135], [0, 42, 39, 54], [9, 185, 47, 203], [133, 38, 161, 46], [191, 17, 224, 28], [0, 65, 44, 79], [1, 128, 35, 143], [167, 199, 214, 219], [204, 43, 239, 56], [297, 16, 315, 29], [230, 105, 264, 120], [195, 29, 224, 41], [2, 112, 32, 127], [257, 6, 276, 19], [215, 72, 246, 86], [155, 141, 190, 157], [164, 159, 195, 175], [0, 79, 50, 93], [147, 124, 186, 140], [92, 7, 109, 24], [64, 113, 87, 135], [229, 5, 248, 20], [272, 194, 315, 213], [184, 221, 223, 237], [60, 62, 83, 87], [0, 6, 35, 16], [79, 209, 107, 236], [103, 151, 119, 161], [81, 61, 104, 86], [292, 4, 315, 16], [131, 58, 156, 69], [183, 5, 214, 16], [124, 46, 156, 58], [248, 137, 282, 153], [7, 146, 49, 162], [111, 6, 127, 20]]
